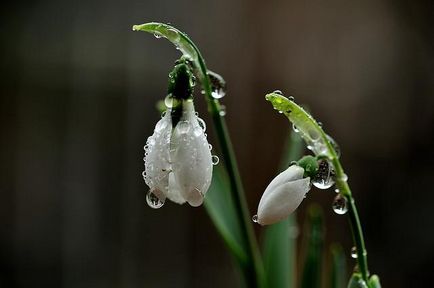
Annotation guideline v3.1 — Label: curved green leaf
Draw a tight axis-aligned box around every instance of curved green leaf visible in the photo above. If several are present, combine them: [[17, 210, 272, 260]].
[[330, 244, 347, 288], [204, 166, 248, 264], [301, 204, 325, 288]]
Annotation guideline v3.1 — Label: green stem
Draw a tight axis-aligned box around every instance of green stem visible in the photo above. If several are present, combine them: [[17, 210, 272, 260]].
[[265, 92, 370, 283], [133, 22, 265, 287]]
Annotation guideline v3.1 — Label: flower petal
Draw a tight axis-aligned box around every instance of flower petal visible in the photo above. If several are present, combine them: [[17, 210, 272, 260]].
[[264, 165, 305, 195], [170, 101, 212, 207], [144, 113, 172, 198], [166, 172, 186, 204], [257, 177, 311, 225]]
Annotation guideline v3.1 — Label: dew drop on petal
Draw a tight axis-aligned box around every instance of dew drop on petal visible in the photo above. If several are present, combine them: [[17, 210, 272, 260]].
[[208, 144, 212, 150], [332, 194, 348, 215], [312, 159, 335, 189], [211, 155, 219, 165], [146, 190, 165, 209], [288, 96, 295, 101], [155, 120, 168, 132], [193, 126, 203, 137], [252, 214, 258, 223], [292, 124, 299, 133], [176, 120, 190, 134], [153, 33, 161, 39], [197, 118, 206, 131], [141, 171, 146, 178], [334, 187, 340, 193], [351, 246, 358, 258]]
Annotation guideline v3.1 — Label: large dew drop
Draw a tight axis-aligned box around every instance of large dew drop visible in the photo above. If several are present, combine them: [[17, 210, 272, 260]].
[[312, 159, 335, 189], [146, 191, 165, 209], [332, 194, 348, 215], [208, 71, 226, 99]]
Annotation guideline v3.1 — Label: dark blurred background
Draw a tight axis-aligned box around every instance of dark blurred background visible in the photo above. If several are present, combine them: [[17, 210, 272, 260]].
[[1, 0, 433, 287]]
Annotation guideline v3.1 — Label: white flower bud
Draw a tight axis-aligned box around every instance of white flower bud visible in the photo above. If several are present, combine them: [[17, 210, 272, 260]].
[[143, 100, 213, 207], [256, 165, 311, 225]]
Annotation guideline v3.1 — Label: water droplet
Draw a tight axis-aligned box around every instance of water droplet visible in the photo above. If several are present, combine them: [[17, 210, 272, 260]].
[[193, 126, 203, 137], [147, 138, 156, 146], [339, 173, 348, 182], [288, 96, 295, 101], [312, 159, 335, 189], [334, 187, 340, 193], [142, 171, 146, 178], [176, 121, 190, 134], [153, 33, 161, 39], [327, 135, 341, 158], [211, 155, 219, 165], [208, 144, 212, 150], [143, 144, 149, 151], [219, 105, 226, 116], [166, 28, 180, 42], [332, 194, 348, 215], [252, 214, 258, 223], [164, 95, 174, 108], [351, 246, 358, 258], [190, 75, 196, 87], [273, 90, 283, 95], [292, 124, 299, 133], [208, 71, 226, 99], [146, 191, 165, 209], [197, 118, 206, 131], [155, 119, 168, 132], [317, 121, 323, 127], [308, 128, 320, 141]]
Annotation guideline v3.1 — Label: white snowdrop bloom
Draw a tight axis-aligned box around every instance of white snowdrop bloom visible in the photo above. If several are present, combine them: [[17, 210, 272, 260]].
[[143, 100, 213, 207], [256, 165, 311, 225]]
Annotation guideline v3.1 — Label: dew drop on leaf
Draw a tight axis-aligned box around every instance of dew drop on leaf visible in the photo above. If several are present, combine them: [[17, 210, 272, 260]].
[[332, 194, 348, 215], [351, 246, 358, 258]]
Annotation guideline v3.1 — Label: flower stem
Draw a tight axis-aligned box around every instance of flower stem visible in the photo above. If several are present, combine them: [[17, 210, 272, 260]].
[[265, 93, 370, 283], [133, 23, 266, 287]]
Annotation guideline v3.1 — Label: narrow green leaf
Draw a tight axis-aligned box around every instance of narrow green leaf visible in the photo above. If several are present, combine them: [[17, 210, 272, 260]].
[[330, 244, 347, 288], [204, 166, 248, 264], [262, 129, 304, 288], [368, 275, 382, 288], [301, 204, 325, 288]]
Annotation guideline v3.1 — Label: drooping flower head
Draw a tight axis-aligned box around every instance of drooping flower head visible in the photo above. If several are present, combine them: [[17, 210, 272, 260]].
[[143, 59, 215, 208], [255, 165, 311, 225]]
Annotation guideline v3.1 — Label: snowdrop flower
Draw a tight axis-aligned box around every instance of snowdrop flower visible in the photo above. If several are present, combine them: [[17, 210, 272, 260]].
[[255, 165, 311, 225], [143, 99, 213, 207]]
